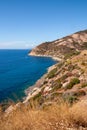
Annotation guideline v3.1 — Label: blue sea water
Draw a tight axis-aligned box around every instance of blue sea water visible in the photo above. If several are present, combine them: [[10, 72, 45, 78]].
[[0, 50, 57, 103]]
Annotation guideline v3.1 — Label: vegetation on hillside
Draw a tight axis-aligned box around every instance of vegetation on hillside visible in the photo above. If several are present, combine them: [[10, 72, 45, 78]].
[[1, 30, 87, 130], [29, 30, 87, 59]]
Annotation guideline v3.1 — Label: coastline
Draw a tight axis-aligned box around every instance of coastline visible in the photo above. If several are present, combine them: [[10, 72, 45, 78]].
[[23, 53, 60, 103], [29, 53, 62, 61], [24, 73, 46, 95], [23, 64, 57, 103]]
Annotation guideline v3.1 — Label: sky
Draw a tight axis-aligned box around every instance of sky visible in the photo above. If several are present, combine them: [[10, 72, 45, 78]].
[[0, 0, 87, 49]]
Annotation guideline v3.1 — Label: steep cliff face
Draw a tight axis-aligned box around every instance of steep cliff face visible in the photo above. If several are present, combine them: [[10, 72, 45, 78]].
[[29, 30, 87, 59]]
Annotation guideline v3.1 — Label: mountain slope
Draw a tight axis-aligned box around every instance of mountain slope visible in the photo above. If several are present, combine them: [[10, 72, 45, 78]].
[[26, 29, 87, 105], [29, 30, 87, 59], [25, 50, 87, 105]]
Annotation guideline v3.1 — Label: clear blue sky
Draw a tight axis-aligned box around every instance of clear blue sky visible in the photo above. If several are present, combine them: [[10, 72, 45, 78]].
[[0, 0, 87, 49]]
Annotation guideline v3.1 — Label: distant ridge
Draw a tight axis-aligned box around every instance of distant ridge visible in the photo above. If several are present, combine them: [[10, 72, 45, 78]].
[[29, 30, 87, 59]]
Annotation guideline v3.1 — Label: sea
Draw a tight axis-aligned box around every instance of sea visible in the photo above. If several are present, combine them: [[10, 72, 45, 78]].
[[0, 49, 57, 103]]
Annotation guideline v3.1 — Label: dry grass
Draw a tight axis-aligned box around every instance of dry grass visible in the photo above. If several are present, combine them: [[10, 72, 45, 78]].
[[0, 100, 87, 130]]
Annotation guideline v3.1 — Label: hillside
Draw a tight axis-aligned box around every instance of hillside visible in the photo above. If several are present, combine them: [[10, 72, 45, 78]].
[[29, 30, 87, 59], [1, 30, 87, 130], [1, 50, 87, 130], [25, 50, 87, 105], [27, 30, 87, 105]]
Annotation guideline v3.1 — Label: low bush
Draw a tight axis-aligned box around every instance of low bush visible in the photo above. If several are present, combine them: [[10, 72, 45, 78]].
[[33, 92, 42, 101], [66, 78, 80, 89], [51, 79, 62, 91], [74, 90, 86, 97], [47, 68, 57, 79], [66, 95, 78, 104], [81, 83, 87, 88]]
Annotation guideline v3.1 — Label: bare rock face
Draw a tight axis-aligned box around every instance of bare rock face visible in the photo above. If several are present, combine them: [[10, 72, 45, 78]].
[[29, 30, 87, 59]]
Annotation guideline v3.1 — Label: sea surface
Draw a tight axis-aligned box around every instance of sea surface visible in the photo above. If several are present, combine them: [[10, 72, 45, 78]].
[[0, 50, 57, 103]]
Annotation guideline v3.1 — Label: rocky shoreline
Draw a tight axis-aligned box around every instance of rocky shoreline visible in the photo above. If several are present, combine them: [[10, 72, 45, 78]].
[[23, 59, 58, 103]]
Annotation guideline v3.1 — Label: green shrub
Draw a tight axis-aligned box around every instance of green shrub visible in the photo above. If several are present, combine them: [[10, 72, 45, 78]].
[[68, 96, 78, 104], [81, 83, 87, 88], [82, 42, 87, 49], [33, 92, 42, 101], [50, 92, 60, 100], [68, 64, 75, 71], [47, 68, 57, 79], [64, 53, 73, 59], [61, 74, 68, 81], [64, 51, 80, 59], [74, 90, 86, 97], [57, 62, 64, 68], [66, 78, 80, 89], [51, 79, 62, 92], [63, 94, 78, 104], [52, 83, 62, 91]]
